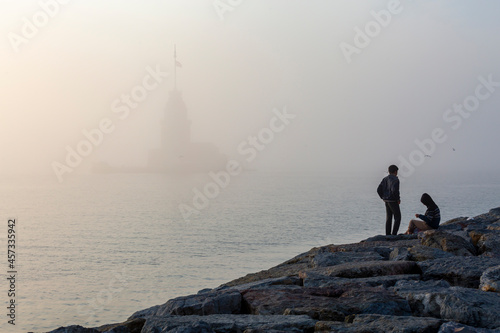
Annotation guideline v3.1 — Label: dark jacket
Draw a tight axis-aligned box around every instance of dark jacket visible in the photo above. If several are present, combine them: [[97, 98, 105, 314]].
[[377, 174, 400, 202]]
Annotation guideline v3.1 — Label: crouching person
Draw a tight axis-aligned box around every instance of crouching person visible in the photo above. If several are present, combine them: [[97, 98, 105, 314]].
[[405, 193, 440, 234]]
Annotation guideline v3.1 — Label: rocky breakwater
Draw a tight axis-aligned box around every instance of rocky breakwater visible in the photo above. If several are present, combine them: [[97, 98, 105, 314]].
[[49, 208, 500, 333]]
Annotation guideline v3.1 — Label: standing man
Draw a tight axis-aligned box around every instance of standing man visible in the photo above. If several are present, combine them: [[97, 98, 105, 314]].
[[377, 165, 401, 235]]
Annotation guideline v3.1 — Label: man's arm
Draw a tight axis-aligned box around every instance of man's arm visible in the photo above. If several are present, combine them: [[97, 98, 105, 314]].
[[377, 180, 384, 199]]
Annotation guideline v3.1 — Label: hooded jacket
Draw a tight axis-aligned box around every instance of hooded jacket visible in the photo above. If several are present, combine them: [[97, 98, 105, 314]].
[[377, 174, 400, 203]]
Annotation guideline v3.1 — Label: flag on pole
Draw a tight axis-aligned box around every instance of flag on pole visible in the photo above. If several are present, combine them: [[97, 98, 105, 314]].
[[175, 60, 182, 67]]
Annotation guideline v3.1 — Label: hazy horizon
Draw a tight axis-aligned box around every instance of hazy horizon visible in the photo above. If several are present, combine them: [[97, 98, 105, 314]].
[[2, 1, 500, 181]]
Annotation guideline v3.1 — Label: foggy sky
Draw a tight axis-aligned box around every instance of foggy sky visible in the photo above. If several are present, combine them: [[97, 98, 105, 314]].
[[1, 0, 500, 180]]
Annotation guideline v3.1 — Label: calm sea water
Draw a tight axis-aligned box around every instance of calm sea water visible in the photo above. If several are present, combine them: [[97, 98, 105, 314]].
[[1, 170, 499, 332]]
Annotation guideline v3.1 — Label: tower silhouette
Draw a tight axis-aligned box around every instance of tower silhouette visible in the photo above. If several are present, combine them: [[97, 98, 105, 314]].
[[148, 47, 226, 173]]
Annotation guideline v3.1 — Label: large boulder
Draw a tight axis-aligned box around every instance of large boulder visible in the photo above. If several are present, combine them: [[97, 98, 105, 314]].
[[315, 314, 443, 333], [393, 280, 500, 329], [225, 276, 303, 291], [440, 216, 469, 227], [241, 285, 411, 319], [302, 272, 420, 289], [473, 209, 500, 224], [419, 230, 477, 256], [48, 326, 99, 333], [129, 289, 241, 319], [480, 265, 500, 292], [470, 229, 500, 257], [139, 314, 316, 333], [488, 222, 500, 231], [437, 321, 500, 333], [221, 250, 314, 287], [417, 256, 500, 288], [489, 207, 500, 219], [311, 250, 384, 267], [407, 245, 454, 261], [324, 238, 421, 260], [440, 210, 500, 233], [301, 260, 420, 279], [389, 247, 412, 261], [97, 318, 146, 333], [361, 234, 419, 242]]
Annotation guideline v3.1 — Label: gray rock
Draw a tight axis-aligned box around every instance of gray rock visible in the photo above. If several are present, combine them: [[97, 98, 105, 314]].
[[447, 228, 475, 242], [393, 280, 500, 329], [361, 234, 418, 242], [283, 306, 345, 322], [325, 239, 421, 259], [419, 230, 477, 256], [315, 314, 443, 333], [302, 260, 420, 279], [440, 213, 500, 234], [408, 245, 454, 261], [311, 250, 384, 267], [158, 321, 214, 333], [221, 250, 314, 287], [47, 326, 99, 333], [488, 221, 500, 231], [470, 229, 500, 256], [224, 276, 303, 291], [303, 272, 420, 289], [97, 318, 146, 333], [389, 247, 412, 261], [440, 216, 469, 227], [418, 256, 500, 288], [140, 314, 316, 333], [128, 304, 161, 320], [480, 265, 500, 292], [394, 279, 452, 290], [438, 321, 500, 333], [241, 285, 411, 319], [129, 289, 241, 320], [473, 209, 500, 224], [243, 329, 303, 333], [490, 207, 500, 219]]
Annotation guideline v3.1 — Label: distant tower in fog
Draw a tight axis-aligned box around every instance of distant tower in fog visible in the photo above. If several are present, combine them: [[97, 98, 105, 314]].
[[148, 46, 226, 172], [162, 90, 191, 158]]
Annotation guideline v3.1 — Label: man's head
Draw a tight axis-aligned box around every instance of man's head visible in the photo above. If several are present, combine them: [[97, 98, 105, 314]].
[[388, 165, 399, 175]]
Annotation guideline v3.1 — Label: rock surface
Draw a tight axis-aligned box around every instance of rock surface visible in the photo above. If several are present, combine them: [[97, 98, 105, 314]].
[[315, 314, 443, 333], [392, 280, 500, 328], [139, 314, 316, 333], [480, 265, 500, 292], [437, 321, 500, 333], [419, 229, 477, 256], [48, 207, 500, 332], [129, 289, 242, 318]]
